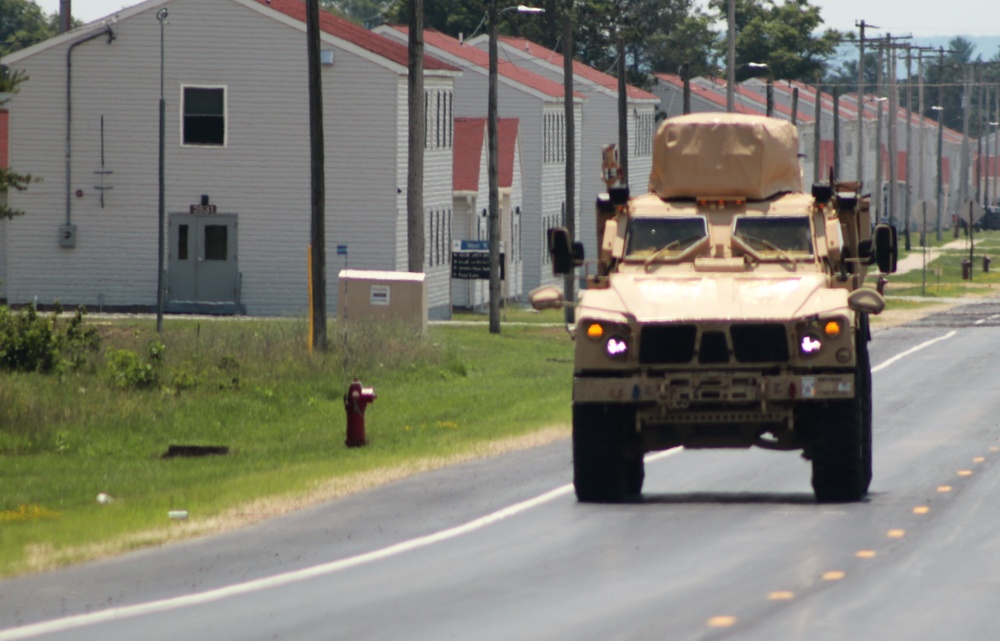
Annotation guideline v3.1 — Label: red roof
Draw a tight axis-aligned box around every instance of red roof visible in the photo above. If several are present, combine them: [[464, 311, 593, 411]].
[[255, 0, 457, 71], [453, 118, 484, 192], [498, 36, 657, 101], [390, 26, 582, 100], [453, 117, 518, 192]]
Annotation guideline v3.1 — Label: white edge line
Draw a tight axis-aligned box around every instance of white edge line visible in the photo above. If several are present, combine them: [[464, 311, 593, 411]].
[[1, 448, 687, 641], [871, 331, 957, 374]]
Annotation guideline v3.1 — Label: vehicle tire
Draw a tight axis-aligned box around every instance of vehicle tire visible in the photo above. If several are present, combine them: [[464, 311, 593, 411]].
[[624, 453, 645, 496], [810, 383, 867, 503], [573, 403, 636, 502], [857, 313, 873, 491]]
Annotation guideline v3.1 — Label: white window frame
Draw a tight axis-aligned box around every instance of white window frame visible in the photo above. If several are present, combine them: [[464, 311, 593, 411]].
[[180, 84, 228, 148]]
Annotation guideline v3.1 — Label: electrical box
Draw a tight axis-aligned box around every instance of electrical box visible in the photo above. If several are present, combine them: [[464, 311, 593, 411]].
[[337, 269, 427, 333], [59, 224, 77, 248]]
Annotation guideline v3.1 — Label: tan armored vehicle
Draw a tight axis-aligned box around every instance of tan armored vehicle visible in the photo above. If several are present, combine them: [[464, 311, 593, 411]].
[[534, 113, 897, 503]]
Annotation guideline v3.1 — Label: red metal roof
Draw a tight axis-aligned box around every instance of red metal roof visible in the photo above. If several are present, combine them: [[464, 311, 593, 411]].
[[390, 26, 582, 100], [453, 117, 518, 192], [254, 0, 457, 71], [498, 36, 657, 101], [453, 118, 484, 192]]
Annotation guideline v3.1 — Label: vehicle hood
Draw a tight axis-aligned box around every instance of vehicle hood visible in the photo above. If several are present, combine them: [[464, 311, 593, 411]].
[[579, 273, 849, 323]]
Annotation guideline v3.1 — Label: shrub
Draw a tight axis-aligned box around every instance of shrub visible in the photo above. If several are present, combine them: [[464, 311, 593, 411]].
[[0, 304, 100, 373], [105, 346, 160, 390]]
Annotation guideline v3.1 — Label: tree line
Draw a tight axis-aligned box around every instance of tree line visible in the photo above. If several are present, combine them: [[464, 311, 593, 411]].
[[4, 0, 1000, 133]]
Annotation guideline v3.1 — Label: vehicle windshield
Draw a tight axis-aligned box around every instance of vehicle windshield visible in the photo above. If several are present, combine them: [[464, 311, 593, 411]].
[[626, 217, 708, 259], [732, 216, 813, 258]]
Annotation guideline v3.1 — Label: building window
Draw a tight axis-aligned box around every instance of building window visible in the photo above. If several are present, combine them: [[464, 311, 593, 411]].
[[544, 113, 565, 164], [182, 86, 226, 146], [425, 90, 454, 150], [204, 225, 228, 260], [635, 111, 654, 157]]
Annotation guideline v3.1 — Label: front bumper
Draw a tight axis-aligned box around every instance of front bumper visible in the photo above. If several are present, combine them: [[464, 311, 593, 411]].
[[574, 370, 855, 407]]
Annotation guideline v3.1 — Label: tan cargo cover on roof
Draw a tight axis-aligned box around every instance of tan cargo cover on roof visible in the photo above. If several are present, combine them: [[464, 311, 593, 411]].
[[648, 113, 802, 201]]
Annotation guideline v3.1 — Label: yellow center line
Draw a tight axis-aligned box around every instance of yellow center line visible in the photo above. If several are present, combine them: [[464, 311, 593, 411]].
[[887, 529, 906, 539], [707, 616, 737, 628], [822, 571, 845, 581], [769, 591, 795, 601], [973, 457, 985, 463], [958, 470, 973, 477], [913, 506, 930, 515], [938, 485, 953, 493], [856, 549, 877, 559]]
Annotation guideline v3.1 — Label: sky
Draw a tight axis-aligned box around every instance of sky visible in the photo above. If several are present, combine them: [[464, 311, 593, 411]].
[[34, 0, 1000, 38]]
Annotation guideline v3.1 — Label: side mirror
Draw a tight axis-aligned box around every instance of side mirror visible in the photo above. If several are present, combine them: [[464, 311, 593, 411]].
[[528, 285, 565, 311], [873, 223, 897, 273], [547, 227, 585, 275]]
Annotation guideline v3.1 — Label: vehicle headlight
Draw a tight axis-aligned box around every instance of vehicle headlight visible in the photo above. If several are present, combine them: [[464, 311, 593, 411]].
[[605, 334, 630, 358], [583, 321, 631, 359], [799, 332, 823, 356]]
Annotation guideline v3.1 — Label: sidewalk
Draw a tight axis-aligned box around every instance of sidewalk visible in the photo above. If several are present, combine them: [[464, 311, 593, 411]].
[[893, 238, 969, 276]]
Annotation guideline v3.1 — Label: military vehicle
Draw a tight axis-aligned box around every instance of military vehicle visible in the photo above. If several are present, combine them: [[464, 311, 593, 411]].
[[532, 113, 897, 503]]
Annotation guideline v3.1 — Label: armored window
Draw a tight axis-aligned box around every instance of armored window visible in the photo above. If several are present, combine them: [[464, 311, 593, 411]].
[[182, 87, 226, 146], [733, 216, 813, 257], [626, 216, 708, 258]]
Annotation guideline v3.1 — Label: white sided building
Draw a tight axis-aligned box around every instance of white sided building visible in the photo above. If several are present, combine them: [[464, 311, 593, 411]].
[[451, 117, 524, 309], [0, 0, 461, 318], [468, 36, 659, 259], [377, 25, 584, 293]]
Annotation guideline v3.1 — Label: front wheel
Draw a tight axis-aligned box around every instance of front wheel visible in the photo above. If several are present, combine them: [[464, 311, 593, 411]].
[[810, 390, 867, 503], [573, 404, 640, 502]]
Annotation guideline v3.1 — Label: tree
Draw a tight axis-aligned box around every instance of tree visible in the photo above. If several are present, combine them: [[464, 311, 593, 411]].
[[709, 0, 845, 82], [823, 52, 879, 95], [1, 65, 36, 219], [0, 0, 59, 58], [321, 0, 398, 27]]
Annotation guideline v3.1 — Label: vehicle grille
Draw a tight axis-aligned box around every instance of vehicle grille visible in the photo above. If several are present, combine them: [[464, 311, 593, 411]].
[[639, 323, 789, 365]]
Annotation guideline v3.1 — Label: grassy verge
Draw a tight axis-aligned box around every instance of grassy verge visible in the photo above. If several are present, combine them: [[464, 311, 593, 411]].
[[0, 311, 573, 576]]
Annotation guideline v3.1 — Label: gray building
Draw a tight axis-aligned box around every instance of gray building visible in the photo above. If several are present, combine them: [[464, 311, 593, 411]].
[[0, 0, 460, 317]]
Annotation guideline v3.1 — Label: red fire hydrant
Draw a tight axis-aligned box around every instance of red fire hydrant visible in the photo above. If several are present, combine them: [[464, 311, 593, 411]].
[[344, 380, 376, 447]]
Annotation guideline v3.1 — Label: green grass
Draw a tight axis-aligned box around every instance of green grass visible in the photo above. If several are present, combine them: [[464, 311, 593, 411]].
[[0, 315, 574, 576]]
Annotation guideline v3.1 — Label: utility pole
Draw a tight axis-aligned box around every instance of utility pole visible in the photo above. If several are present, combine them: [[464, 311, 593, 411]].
[[888, 36, 899, 229], [727, 0, 736, 112], [976, 64, 984, 206], [562, 4, 575, 324], [306, 0, 327, 352], [936, 47, 946, 242], [856, 20, 879, 184], [958, 63, 973, 238], [833, 86, 840, 181], [904, 45, 914, 250], [407, 0, 425, 277], [813, 77, 821, 184], [617, 31, 629, 185], [875, 36, 884, 221]]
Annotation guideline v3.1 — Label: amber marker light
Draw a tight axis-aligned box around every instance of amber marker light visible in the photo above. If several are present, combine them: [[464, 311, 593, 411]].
[[823, 320, 841, 337], [586, 323, 604, 340]]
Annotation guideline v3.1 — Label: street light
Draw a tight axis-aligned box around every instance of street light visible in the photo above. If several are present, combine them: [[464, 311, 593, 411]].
[[487, 2, 543, 334], [156, 8, 168, 334]]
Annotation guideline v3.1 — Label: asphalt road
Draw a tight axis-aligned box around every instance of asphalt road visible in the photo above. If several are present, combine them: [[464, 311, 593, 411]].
[[5, 300, 1000, 640]]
